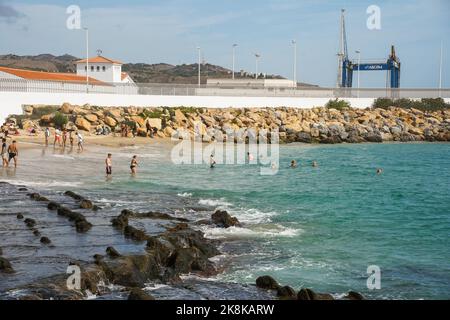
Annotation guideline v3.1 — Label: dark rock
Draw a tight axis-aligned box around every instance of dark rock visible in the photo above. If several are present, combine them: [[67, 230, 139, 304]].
[[124, 225, 148, 241], [128, 288, 155, 300], [195, 219, 212, 225], [135, 211, 189, 222], [75, 220, 92, 233], [24, 218, 36, 228], [296, 132, 312, 143], [18, 187, 27, 191], [92, 205, 101, 211], [40, 236, 51, 244], [256, 276, 280, 290], [57, 206, 72, 217], [345, 291, 365, 300], [111, 210, 132, 229], [277, 286, 297, 299], [64, 191, 84, 201], [297, 288, 317, 300], [320, 135, 342, 144], [211, 210, 241, 228], [32, 229, 41, 236], [93, 254, 104, 263], [16, 213, 24, 219], [106, 246, 121, 258], [365, 134, 383, 143], [47, 202, 61, 210], [0, 257, 14, 273], [297, 288, 334, 300], [29, 193, 41, 200], [0, 247, 2, 255], [80, 199, 93, 209]]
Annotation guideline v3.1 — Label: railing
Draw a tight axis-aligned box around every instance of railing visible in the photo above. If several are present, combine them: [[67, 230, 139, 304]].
[[0, 78, 448, 99]]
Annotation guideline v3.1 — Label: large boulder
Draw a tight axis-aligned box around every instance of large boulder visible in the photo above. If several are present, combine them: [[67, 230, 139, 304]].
[[147, 118, 162, 130], [84, 114, 98, 123], [0, 257, 14, 273], [173, 109, 188, 125], [104, 116, 117, 127], [128, 288, 155, 300], [256, 276, 280, 290], [75, 117, 91, 132], [211, 210, 241, 228], [60, 103, 74, 114], [107, 109, 122, 119]]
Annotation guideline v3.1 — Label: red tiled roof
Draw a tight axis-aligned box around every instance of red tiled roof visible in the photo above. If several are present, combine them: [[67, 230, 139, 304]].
[[76, 56, 123, 65], [121, 72, 129, 81], [0, 66, 106, 85]]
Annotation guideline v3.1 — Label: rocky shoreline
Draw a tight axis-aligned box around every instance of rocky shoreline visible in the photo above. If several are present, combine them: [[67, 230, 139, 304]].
[[0, 182, 363, 300], [9, 103, 450, 144]]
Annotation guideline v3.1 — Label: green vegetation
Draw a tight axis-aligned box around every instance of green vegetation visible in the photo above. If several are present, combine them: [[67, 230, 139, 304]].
[[53, 112, 68, 129], [139, 109, 164, 119], [31, 105, 59, 119], [325, 99, 351, 110], [372, 98, 450, 111]]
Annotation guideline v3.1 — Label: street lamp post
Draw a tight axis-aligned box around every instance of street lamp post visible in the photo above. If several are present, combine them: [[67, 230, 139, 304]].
[[197, 47, 201, 87], [292, 40, 297, 87], [439, 40, 443, 97], [355, 50, 361, 98], [83, 27, 89, 93], [254, 53, 260, 79], [232, 44, 238, 80]]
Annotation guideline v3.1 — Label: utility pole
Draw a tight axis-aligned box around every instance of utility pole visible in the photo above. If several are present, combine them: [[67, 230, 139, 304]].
[[254, 53, 260, 79], [197, 47, 201, 87], [83, 27, 89, 93], [292, 40, 297, 87], [355, 50, 361, 98], [232, 44, 238, 80], [337, 9, 346, 88], [439, 40, 443, 97]]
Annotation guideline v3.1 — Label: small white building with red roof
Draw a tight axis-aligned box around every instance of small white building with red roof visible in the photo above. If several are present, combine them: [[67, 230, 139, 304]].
[[75, 55, 134, 84]]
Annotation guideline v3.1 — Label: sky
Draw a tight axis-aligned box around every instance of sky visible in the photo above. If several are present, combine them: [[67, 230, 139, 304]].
[[0, 0, 449, 88]]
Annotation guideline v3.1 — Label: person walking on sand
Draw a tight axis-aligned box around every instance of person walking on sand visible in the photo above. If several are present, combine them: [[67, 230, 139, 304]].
[[76, 132, 84, 152], [7, 140, 18, 168], [54, 128, 62, 147], [105, 153, 112, 176], [1, 138, 8, 167], [62, 128, 68, 148], [69, 131, 74, 148], [130, 155, 138, 175], [44, 127, 50, 146]]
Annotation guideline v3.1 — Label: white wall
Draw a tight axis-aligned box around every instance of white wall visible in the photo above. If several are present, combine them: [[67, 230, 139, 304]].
[[76, 62, 121, 83], [1, 91, 449, 124]]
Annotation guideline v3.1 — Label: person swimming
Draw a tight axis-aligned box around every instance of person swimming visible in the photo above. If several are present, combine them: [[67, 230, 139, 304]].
[[247, 152, 254, 162], [377, 168, 383, 175], [312, 161, 318, 167], [130, 155, 138, 174], [290, 160, 298, 168], [210, 154, 216, 168]]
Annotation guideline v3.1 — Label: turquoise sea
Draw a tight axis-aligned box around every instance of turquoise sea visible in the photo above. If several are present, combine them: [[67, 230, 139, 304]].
[[1, 142, 449, 299]]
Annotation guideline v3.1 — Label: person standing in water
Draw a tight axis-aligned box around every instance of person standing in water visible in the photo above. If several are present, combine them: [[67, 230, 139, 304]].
[[62, 128, 68, 148], [69, 131, 74, 148], [210, 154, 216, 168], [312, 161, 318, 168], [44, 127, 50, 146], [76, 132, 84, 152], [130, 155, 138, 175], [290, 160, 298, 168], [1, 138, 8, 167], [7, 140, 18, 168], [105, 153, 112, 176], [54, 128, 61, 147]]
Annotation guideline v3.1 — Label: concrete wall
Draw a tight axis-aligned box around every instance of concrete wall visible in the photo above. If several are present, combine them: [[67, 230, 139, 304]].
[[1, 91, 449, 124]]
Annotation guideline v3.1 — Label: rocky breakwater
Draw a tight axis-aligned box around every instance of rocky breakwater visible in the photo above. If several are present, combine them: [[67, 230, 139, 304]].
[[12, 103, 450, 144]]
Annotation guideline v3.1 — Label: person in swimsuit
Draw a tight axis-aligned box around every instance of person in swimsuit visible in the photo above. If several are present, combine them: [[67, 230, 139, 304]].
[[130, 155, 138, 174], [1, 138, 8, 167], [44, 127, 50, 146], [7, 140, 18, 168], [210, 154, 216, 168], [69, 131, 74, 147], [76, 132, 84, 152], [54, 129, 61, 147], [105, 153, 112, 176], [62, 128, 67, 148], [290, 160, 298, 168]]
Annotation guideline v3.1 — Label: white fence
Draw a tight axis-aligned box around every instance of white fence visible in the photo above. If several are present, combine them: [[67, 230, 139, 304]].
[[0, 78, 449, 98]]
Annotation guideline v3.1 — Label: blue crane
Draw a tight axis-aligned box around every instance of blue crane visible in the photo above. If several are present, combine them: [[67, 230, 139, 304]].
[[337, 9, 401, 89]]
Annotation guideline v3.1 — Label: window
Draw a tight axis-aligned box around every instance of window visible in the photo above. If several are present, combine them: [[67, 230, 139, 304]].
[[91, 66, 94, 72], [84, 66, 87, 71], [102, 66, 106, 71], [97, 66, 100, 72]]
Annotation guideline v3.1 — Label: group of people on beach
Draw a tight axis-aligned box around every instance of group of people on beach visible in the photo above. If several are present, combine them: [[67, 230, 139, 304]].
[[1, 138, 18, 168], [45, 127, 84, 152]]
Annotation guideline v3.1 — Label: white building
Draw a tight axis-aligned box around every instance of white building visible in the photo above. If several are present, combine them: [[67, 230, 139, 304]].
[[75, 55, 134, 84]]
